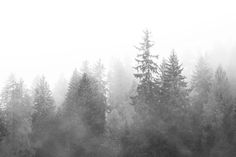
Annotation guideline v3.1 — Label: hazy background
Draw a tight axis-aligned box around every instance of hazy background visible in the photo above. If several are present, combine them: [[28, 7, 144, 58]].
[[0, 0, 236, 88]]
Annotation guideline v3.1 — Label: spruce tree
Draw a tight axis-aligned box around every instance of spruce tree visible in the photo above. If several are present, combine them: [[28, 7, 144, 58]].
[[93, 59, 107, 96], [159, 59, 168, 100], [53, 74, 68, 107], [63, 68, 80, 115], [190, 56, 213, 127], [133, 30, 159, 104], [212, 66, 233, 134], [0, 110, 7, 142], [191, 56, 213, 106], [77, 73, 106, 136], [190, 56, 213, 155], [32, 76, 55, 135], [1, 76, 33, 157], [161, 50, 188, 108], [159, 50, 188, 126], [81, 60, 90, 75]]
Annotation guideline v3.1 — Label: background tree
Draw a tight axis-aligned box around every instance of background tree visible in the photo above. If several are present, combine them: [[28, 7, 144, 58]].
[[189, 56, 213, 156], [63, 69, 81, 116], [106, 58, 136, 140], [77, 73, 106, 136], [206, 66, 235, 156], [52, 74, 68, 108], [31, 76, 55, 156], [0, 76, 34, 157]]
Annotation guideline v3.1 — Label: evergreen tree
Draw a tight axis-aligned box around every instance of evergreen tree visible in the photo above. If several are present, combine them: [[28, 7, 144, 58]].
[[190, 56, 213, 156], [0, 110, 7, 142], [133, 30, 159, 104], [52, 74, 68, 107], [77, 73, 106, 136], [160, 50, 188, 115], [32, 76, 55, 121], [191, 56, 213, 106], [63, 69, 81, 115], [81, 60, 91, 75], [158, 51, 190, 154], [93, 59, 107, 97], [106, 59, 136, 137], [0, 76, 33, 157], [203, 65, 235, 156], [32, 76, 55, 142], [59, 69, 85, 157], [212, 66, 233, 138]]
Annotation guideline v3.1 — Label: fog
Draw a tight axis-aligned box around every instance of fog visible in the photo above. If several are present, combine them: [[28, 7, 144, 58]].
[[1, 0, 236, 157], [0, 0, 236, 88]]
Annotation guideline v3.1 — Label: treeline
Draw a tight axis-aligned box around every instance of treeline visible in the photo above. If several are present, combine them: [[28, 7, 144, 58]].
[[0, 30, 236, 157]]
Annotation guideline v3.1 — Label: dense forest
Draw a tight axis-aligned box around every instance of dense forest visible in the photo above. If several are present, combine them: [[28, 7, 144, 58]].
[[0, 30, 236, 157]]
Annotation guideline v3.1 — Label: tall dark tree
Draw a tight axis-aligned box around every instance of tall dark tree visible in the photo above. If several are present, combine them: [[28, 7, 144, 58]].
[[160, 50, 188, 116], [133, 30, 159, 104]]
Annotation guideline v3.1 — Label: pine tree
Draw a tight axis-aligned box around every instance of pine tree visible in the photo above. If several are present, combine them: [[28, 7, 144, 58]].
[[190, 56, 213, 156], [161, 50, 188, 111], [81, 60, 90, 75], [32, 76, 55, 138], [52, 74, 68, 107], [212, 66, 233, 135], [133, 30, 159, 104], [0, 110, 7, 142], [159, 59, 168, 100], [63, 69, 81, 115], [1, 76, 33, 157], [32, 76, 55, 118], [190, 56, 213, 129], [106, 59, 136, 136], [93, 59, 107, 97], [213, 66, 232, 111], [77, 73, 106, 136], [203, 66, 235, 156], [191, 56, 213, 106]]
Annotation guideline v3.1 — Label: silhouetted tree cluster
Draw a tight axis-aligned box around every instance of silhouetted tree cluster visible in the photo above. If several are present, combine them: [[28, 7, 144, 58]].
[[0, 31, 236, 157]]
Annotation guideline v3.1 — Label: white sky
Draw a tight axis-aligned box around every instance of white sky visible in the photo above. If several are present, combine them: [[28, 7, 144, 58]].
[[0, 0, 236, 89]]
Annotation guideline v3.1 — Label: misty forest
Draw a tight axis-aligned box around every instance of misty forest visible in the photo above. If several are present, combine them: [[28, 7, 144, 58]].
[[0, 30, 236, 157]]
